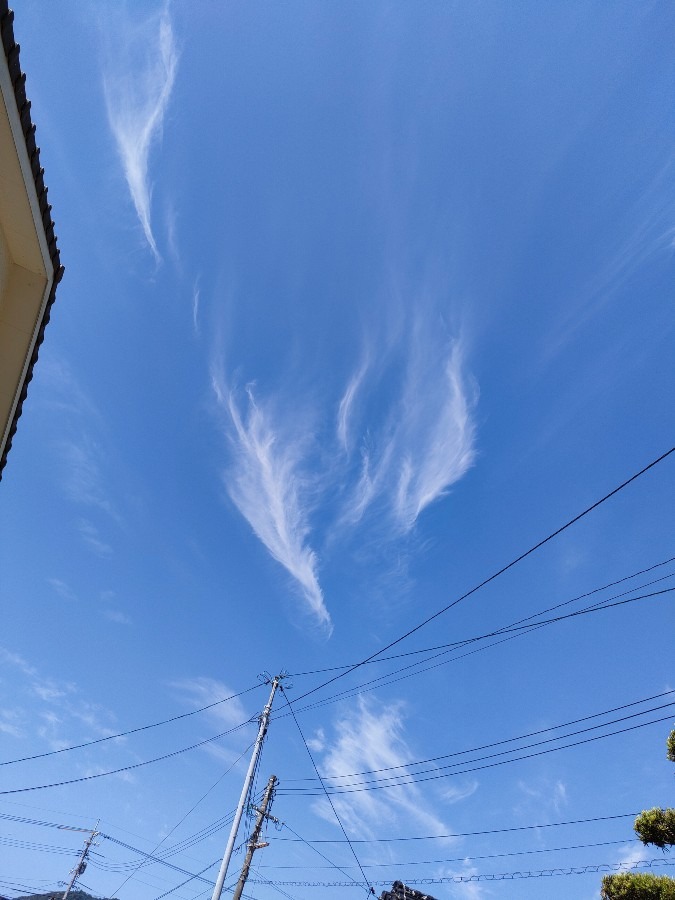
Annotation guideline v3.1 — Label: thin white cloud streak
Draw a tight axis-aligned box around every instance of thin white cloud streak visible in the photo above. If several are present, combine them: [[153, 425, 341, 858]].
[[104, 609, 132, 625], [192, 281, 201, 335], [58, 437, 113, 515], [341, 332, 476, 533], [47, 578, 78, 603], [103, 7, 178, 260], [0, 648, 118, 751], [313, 696, 453, 840], [78, 519, 113, 557], [212, 371, 332, 633], [337, 358, 369, 452], [170, 677, 249, 729]]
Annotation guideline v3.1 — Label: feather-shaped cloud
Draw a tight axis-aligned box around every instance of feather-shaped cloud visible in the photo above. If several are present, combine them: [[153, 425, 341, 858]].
[[212, 370, 332, 633], [103, 8, 178, 260]]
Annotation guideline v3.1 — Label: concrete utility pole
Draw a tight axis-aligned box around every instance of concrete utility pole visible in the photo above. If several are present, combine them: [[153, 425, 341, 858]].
[[232, 774, 278, 900], [62, 822, 99, 900], [211, 675, 284, 900]]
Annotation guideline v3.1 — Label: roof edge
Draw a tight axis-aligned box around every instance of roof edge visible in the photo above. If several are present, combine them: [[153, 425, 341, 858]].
[[0, 0, 64, 481]]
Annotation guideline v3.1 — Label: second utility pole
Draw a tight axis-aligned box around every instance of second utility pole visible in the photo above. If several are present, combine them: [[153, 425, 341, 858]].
[[211, 674, 283, 900], [232, 774, 278, 900]]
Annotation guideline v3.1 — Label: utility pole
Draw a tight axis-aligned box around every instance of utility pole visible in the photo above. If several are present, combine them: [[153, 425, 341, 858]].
[[211, 674, 284, 900], [232, 774, 278, 900], [63, 822, 99, 900]]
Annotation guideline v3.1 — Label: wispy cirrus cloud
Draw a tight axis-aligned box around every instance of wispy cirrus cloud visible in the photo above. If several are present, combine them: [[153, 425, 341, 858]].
[[312, 695, 454, 840], [0, 648, 118, 752], [170, 676, 251, 730], [211, 317, 476, 633], [104, 609, 132, 625], [103, 6, 178, 260], [337, 357, 369, 452], [340, 327, 476, 533], [78, 518, 113, 557], [211, 370, 332, 633], [39, 355, 119, 554], [47, 578, 78, 603]]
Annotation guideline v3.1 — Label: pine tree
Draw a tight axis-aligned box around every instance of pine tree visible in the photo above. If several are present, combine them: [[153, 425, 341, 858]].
[[601, 730, 675, 899]]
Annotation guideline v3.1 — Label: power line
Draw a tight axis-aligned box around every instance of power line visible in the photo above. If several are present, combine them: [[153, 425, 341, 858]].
[[249, 857, 675, 887], [110, 743, 254, 893], [0, 726, 253, 795], [259, 838, 635, 868], [281, 821, 363, 885], [285, 688, 675, 783], [292, 446, 675, 705], [0, 810, 91, 832], [288, 555, 675, 676], [279, 686, 375, 897], [285, 584, 675, 717], [248, 811, 640, 843], [279, 712, 675, 796], [100, 833, 217, 886], [0, 683, 262, 768], [0, 835, 80, 855]]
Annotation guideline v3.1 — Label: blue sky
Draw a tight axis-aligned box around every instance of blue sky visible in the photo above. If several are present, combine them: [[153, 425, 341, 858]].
[[1, 2, 674, 899]]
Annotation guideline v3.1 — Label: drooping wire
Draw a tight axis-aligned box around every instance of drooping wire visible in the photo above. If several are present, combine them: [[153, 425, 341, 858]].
[[279, 686, 375, 897], [258, 838, 636, 869], [150, 858, 223, 900], [111, 742, 255, 893], [219, 811, 641, 844], [288, 555, 675, 677], [0, 719, 254, 795], [285, 688, 675, 782], [100, 833, 217, 885], [291, 446, 675, 706], [279, 711, 675, 796], [0, 810, 91, 832], [282, 821, 363, 885], [284, 584, 675, 717], [0, 682, 263, 767], [249, 857, 675, 887]]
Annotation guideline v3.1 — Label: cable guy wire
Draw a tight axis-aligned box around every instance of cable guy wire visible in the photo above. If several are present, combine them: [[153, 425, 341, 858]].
[[280, 686, 375, 897]]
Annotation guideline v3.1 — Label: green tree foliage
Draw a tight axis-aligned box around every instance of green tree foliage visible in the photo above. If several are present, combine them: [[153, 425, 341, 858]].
[[601, 873, 675, 899], [635, 808, 675, 849], [667, 729, 675, 764], [599, 729, 675, 898]]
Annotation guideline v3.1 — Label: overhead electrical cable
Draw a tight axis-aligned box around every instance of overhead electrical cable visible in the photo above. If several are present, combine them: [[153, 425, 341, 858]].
[[0, 682, 262, 767], [259, 838, 635, 868], [279, 686, 375, 897], [286, 585, 675, 716], [0, 810, 91, 832], [289, 555, 675, 676], [286, 688, 675, 782], [0, 726, 254, 795], [0, 835, 80, 855], [110, 743, 254, 893], [282, 700, 675, 792], [292, 446, 675, 705], [282, 821, 364, 886], [279, 712, 675, 796], [250, 857, 675, 888], [100, 833, 217, 886], [272, 812, 639, 843]]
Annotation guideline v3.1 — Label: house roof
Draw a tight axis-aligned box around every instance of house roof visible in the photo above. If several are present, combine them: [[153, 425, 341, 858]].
[[0, 0, 63, 480]]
